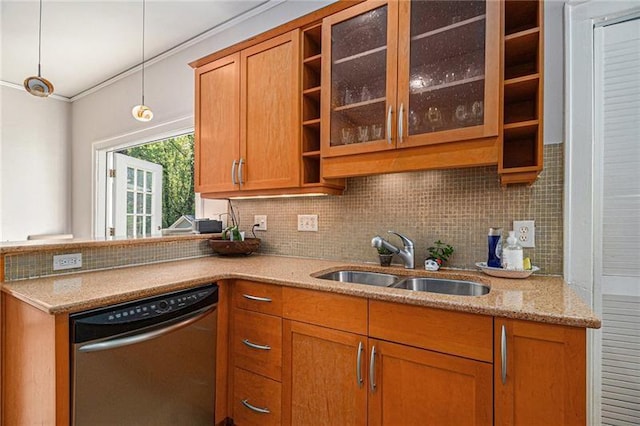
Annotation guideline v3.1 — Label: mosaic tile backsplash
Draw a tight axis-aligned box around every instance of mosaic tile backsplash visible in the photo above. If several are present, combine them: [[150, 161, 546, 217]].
[[4, 238, 213, 281], [235, 144, 563, 275]]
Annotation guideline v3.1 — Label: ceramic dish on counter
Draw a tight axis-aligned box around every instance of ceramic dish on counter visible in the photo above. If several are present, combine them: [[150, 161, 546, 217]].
[[475, 262, 540, 279]]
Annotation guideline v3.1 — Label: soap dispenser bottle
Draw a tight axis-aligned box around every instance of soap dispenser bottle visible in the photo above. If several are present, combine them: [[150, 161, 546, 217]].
[[502, 230, 524, 270]]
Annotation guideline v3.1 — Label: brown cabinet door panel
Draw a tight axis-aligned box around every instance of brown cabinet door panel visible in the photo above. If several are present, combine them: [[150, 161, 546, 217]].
[[240, 31, 301, 191], [282, 320, 367, 426], [494, 319, 587, 426], [195, 53, 240, 193], [368, 339, 492, 426]]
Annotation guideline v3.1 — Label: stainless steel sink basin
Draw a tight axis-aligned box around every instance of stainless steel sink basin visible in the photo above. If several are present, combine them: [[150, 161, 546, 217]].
[[316, 270, 399, 287], [393, 277, 490, 296]]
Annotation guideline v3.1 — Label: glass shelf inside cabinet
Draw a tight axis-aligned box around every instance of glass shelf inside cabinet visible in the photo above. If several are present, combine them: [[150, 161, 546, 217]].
[[330, 5, 388, 148], [408, 0, 487, 136]]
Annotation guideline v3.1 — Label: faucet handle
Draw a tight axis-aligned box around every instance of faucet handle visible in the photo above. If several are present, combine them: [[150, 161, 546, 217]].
[[387, 231, 414, 248]]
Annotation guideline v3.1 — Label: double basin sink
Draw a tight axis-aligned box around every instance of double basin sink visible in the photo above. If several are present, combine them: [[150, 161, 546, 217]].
[[316, 270, 489, 297]]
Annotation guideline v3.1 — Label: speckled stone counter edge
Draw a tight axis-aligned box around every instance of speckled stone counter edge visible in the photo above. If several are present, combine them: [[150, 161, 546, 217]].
[[1, 255, 601, 329]]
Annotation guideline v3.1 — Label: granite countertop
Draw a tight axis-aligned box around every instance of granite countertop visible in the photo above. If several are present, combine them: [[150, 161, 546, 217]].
[[0, 255, 601, 328]]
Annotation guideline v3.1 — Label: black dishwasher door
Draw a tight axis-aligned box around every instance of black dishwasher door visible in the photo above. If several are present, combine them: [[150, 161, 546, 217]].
[[70, 284, 218, 426]]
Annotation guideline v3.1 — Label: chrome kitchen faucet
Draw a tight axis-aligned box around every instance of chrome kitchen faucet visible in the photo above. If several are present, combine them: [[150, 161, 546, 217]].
[[371, 231, 415, 269]]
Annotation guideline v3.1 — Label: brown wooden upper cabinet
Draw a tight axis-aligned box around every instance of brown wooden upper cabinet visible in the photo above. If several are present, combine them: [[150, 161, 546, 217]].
[[195, 31, 302, 196], [321, 0, 500, 159]]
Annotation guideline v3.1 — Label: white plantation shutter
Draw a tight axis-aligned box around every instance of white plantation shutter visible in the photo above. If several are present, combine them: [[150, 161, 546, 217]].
[[600, 20, 640, 279], [595, 17, 640, 425]]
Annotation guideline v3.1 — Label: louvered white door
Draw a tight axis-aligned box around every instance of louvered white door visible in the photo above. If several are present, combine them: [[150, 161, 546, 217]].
[[594, 17, 640, 426]]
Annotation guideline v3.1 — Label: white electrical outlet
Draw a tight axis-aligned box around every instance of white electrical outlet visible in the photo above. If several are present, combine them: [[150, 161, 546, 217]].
[[53, 253, 83, 271], [254, 215, 267, 231], [298, 214, 318, 232], [513, 220, 535, 248]]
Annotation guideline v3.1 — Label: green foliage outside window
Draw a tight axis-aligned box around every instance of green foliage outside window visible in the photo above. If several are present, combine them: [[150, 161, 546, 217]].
[[118, 134, 194, 229]]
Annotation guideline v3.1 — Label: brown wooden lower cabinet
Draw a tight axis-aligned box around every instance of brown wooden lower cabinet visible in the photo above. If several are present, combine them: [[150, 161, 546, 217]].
[[280, 320, 492, 426], [0, 281, 589, 426], [282, 320, 367, 425], [369, 339, 493, 426], [494, 318, 587, 426]]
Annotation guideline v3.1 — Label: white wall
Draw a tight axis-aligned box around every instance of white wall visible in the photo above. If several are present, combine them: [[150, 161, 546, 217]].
[[71, 0, 335, 238], [0, 85, 71, 241]]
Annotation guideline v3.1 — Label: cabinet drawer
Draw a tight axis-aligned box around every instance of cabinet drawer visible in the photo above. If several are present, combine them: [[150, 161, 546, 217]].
[[282, 287, 367, 335], [369, 300, 493, 362], [232, 308, 282, 381], [233, 367, 281, 426], [233, 280, 282, 316]]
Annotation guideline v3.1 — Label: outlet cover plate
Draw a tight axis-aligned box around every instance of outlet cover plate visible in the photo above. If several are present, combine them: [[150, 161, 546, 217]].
[[53, 253, 83, 271], [254, 215, 267, 231], [513, 220, 535, 248], [298, 214, 318, 232]]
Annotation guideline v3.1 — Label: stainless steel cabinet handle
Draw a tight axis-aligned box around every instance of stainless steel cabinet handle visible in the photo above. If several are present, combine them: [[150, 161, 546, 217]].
[[231, 160, 238, 185], [242, 338, 271, 351], [369, 345, 376, 392], [398, 103, 404, 143], [241, 399, 271, 414], [238, 158, 245, 186], [242, 294, 272, 303], [386, 106, 393, 144], [501, 324, 507, 384], [356, 341, 364, 387]]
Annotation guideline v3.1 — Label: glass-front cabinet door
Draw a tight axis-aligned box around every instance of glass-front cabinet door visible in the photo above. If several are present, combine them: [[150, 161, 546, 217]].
[[322, 1, 399, 157], [397, 0, 500, 148]]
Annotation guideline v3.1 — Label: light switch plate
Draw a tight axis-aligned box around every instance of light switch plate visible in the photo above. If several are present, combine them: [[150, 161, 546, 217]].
[[298, 214, 318, 232], [513, 220, 535, 248]]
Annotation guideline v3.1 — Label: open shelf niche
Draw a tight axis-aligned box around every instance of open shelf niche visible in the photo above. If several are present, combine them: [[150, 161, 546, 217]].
[[500, 0, 544, 186], [301, 23, 344, 188]]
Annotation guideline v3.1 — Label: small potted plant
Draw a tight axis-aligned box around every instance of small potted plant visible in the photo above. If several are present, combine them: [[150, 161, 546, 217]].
[[376, 242, 394, 267], [425, 240, 454, 271]]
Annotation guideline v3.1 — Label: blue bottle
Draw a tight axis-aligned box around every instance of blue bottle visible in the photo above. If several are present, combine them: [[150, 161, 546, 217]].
[[488, 227, 503, 268]]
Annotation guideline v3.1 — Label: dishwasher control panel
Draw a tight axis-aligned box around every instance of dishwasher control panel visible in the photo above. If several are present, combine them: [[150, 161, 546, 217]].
[[76, 285, 217, 326]]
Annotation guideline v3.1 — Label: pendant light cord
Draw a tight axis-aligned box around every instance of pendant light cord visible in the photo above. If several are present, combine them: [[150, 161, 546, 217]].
[[141, 0, 145, 105], [37, 0, 43, 77]]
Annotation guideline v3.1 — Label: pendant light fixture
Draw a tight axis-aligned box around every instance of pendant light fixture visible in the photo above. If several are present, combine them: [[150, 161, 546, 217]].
[[132, 0, 153, 122], [24, 0, 54, 97]]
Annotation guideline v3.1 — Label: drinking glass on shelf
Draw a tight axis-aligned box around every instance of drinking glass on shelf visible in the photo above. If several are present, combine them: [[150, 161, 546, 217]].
[[408, 110, 421, 133], [361, 85, 372, 102], [370, 123, 383, 140], [471, 101, 484, 124], [357, 125, 369, 143], [454, 104, 469, 125], [344, 88, 355, 105], [426, 107, 443, 131], [341, 127, 354, 145], [445, 72, 456, 84]]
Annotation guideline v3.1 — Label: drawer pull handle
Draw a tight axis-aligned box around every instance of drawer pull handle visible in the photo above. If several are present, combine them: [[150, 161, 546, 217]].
[[356, 341, 364, 387], [231, 160, 238, 185], [241, 399, 270, 414], [369, 345, 376, 392], [501, 324, 507, 384], [242, 294, 272, 303], [242, 339, 271, 351]]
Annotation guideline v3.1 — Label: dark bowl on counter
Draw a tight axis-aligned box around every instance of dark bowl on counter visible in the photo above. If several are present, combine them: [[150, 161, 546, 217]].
[[209, 237, 261, 256]]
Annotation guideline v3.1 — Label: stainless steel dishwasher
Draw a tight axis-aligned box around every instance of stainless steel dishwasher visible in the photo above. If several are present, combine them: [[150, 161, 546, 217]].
[[70, 283, 218, 426]]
